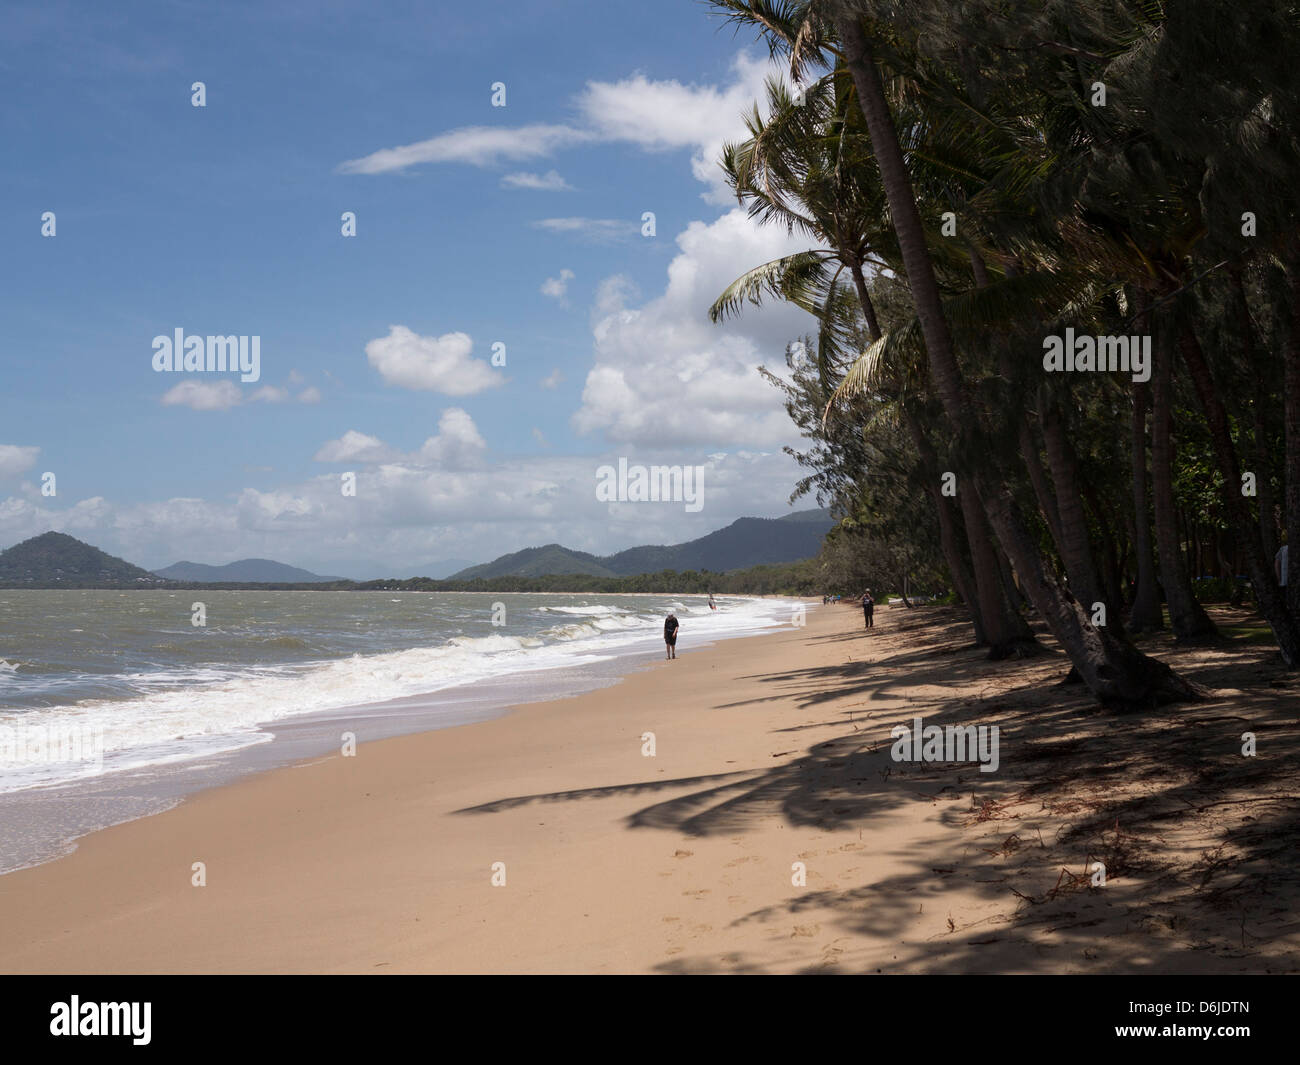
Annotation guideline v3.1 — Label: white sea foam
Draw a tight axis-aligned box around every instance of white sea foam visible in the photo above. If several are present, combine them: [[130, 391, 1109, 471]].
[[0, 595, 800, 793], [538, 604, 632, 616]]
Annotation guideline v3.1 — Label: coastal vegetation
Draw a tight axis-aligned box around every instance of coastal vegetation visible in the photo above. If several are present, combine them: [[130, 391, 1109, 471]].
[[709, 0, 1300, 706]]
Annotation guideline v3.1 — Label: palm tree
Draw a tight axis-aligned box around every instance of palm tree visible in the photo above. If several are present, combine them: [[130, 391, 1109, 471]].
[[712, 68, 1034, 652], [712, 0, 1202, 703]]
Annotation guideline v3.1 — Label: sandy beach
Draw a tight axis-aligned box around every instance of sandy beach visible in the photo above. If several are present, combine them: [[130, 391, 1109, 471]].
[[1, 600, 1297, 974]]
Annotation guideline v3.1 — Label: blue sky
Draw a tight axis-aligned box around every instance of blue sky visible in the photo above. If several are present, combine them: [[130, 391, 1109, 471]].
[[1, 0, 823, 577]]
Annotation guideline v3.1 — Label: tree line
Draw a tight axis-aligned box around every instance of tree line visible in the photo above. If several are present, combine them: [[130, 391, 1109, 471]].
[[708, 0, 1300, 706]]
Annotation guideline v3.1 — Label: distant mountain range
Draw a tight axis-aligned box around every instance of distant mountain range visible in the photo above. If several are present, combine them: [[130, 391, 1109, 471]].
[[450, 510, 834, 579], [0, 510, 834, 588], [0, 532, 164, 586], [153, 559, 343, 583]]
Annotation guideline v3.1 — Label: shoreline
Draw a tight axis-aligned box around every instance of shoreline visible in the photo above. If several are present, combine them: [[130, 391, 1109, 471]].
[[1, 600, 1296, 973], [0, 594, 806, 877]]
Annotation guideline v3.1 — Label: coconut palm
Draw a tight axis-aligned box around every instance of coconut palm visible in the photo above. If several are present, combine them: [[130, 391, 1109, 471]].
[[711, 0, 1206, 703]]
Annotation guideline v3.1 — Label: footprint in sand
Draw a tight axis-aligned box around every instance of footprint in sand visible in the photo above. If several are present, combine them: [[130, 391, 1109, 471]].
[[724, 855, 758, 867], [682, 888, 711, 898], [662, 916, 680, 923], [792, 924, 820, 938], [674, 849, 694, 858], [665, 947, 683, 956]]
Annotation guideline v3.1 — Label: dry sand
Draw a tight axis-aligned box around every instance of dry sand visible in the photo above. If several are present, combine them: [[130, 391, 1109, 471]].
[[1, 601, 1297, 974]]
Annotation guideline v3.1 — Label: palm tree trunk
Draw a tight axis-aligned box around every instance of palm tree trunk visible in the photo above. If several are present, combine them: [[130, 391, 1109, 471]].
[[1129, 381, 1164, 631], [1177, 326, 1299, 664], [1150, 318, 1218, 639], [982, 254, 1069, 553], [903, 406, 985, 643], [834, 8, 1200, 705], [848, 261, 882, 342], [1284, 247, 1300, 619], [959, 248, 1039, 654], [1232, 268, 1279, 562], [1039, 385, 1107, 614], [957, 486, 1035, 657], [994, 534, 1029, 613]]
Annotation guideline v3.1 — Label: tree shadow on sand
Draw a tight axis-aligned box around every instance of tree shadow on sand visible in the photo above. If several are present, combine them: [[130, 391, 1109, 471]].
[[457, 607, 1300, 973]]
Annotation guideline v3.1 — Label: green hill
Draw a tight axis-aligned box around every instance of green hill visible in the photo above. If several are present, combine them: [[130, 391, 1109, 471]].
[[153, 558, 343, 583], [0, 532, 164, 587], [452, 544, 618, 580], [451, 509, 835, 579]]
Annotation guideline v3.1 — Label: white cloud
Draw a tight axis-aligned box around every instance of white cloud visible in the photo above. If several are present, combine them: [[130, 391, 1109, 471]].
[[0, 446, 806, 576], [532, 217, 638, 243], [414, 408, 488, 469], [364, 325, 504, 396], [575, 53, 778, 201], [314, 410, 487, 471], [160, 379, 317, 410], [572, 207, 816, 447], [501, 169, 573, 191], [532, 427, 549, 447], [159, 379, 243, 411], [313, 430, 395, 464], [338, 125, 591, 175], [593, 274, 638, 319], [336, 54, 785, 204], [0, 445, 40, 480], [540, 369, 564, 389], [540, 268, 575, 302]]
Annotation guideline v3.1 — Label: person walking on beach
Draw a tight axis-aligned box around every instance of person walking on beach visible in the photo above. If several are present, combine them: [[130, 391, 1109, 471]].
[[664, 612, 679, 660], [861, 590, 875, 630], [708, 593, 717, 610]]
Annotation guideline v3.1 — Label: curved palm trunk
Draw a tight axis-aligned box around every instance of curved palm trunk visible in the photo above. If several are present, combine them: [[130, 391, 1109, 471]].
[[999, 262, 1066, 548], [994, 536, 1029, 612], [835, 8, 1199, 706], [957, 487, 1036, 658], [963, 250, 1041, 652], [929, 484, 984, 640], [848, 261, 882, 342], [903, 407, 985, 644], [1020, 408, 1067, 551], [1039, 386, 1108, 615]]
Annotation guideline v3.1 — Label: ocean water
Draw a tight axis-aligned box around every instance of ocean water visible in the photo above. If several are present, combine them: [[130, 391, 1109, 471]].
[[0, 591, 802, 869]]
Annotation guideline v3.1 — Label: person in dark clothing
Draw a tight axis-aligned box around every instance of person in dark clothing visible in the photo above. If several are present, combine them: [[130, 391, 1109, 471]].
[[664, 613, 679, 659], [861, 590, 875, 629]]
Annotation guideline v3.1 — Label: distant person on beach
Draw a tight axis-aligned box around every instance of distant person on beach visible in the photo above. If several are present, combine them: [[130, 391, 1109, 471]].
[[708, 594, 717, 610], [861, 590, 875, 629], [664, 613, 679, 660], [1277, 542, 1290, 587]]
